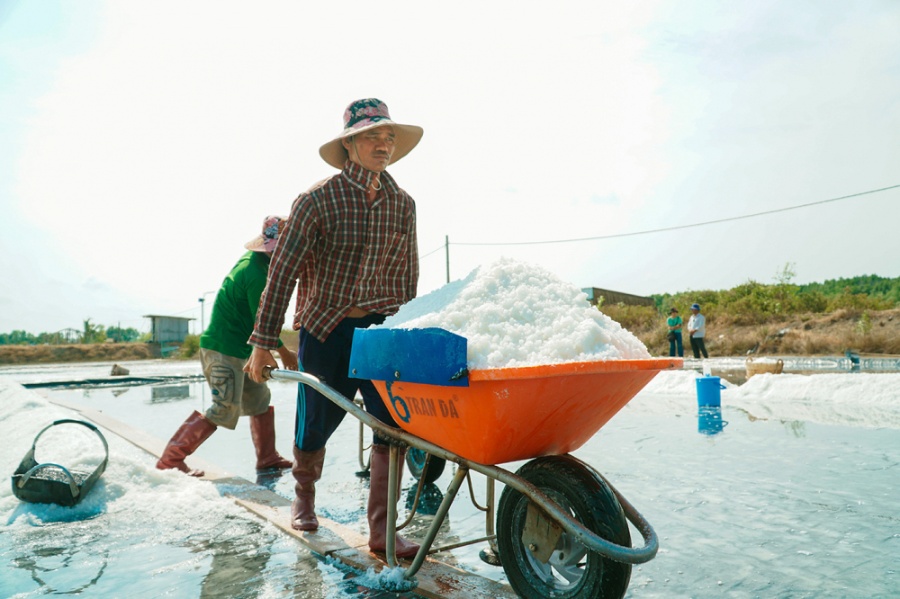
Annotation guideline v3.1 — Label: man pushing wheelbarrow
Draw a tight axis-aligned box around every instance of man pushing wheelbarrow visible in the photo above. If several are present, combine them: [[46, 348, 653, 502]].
[[245, 98, 424, 558]]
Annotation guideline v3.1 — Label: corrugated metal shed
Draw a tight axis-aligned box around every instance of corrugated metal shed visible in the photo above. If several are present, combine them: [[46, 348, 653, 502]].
[[581, 287, 655, 308], [143, 315, 194, 344]]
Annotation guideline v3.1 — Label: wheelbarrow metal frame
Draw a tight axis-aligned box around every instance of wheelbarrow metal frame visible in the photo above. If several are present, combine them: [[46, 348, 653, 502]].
[[266, 368, 659, 578]]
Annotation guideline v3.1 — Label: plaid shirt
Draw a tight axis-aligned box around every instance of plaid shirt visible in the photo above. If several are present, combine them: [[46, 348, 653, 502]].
[[249, 161, 419, 347]]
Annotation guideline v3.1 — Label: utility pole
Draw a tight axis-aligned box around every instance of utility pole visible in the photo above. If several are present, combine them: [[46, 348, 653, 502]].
[[198, 291, 215, 335], [198, 297, 205, 336]]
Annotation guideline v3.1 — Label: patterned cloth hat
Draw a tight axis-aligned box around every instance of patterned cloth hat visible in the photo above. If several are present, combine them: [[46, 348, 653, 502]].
[[319, 98, 423, 169], [245, 215, 287, 253], [691, 303, 701, 311]]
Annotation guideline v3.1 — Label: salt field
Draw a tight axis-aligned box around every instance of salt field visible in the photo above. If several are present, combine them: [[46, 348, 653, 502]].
[[2, 358, 898, 598]]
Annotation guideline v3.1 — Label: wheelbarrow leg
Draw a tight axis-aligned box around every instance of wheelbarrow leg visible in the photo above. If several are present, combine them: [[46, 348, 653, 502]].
[[479, 477, 502, 565], [403, 465, 470, 578], [385, 444, 399, 567]]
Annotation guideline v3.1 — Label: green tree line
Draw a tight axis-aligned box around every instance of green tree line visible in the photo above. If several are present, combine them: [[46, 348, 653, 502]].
[[798, 274, 900, 304], [652, 269, 900, 326], [4, 271, 899, 346], [0, 319, 145, 345]]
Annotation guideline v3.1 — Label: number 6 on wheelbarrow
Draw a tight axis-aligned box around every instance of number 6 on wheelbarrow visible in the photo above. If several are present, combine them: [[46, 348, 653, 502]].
[[346, 326, 682, 599]]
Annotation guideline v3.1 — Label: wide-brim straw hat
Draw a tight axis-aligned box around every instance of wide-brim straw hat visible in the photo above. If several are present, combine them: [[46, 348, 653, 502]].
[[245, 215, 287, 253], [319, 98, 423, 170]]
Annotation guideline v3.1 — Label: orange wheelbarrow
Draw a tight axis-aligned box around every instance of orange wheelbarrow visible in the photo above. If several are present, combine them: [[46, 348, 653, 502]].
[[269, 327, 681, 598]]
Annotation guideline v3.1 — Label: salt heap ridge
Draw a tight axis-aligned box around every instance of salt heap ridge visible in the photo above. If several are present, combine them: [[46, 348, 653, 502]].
[[378, 258, 651, 369]]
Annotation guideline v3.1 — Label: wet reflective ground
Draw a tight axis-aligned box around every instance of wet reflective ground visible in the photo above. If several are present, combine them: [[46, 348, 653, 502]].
[[3, 358, 899, 598], [684, 355, 900, 385]]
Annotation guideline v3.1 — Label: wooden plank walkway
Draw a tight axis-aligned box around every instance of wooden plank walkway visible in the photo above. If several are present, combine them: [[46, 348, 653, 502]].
[[48, 396, 518, 599]]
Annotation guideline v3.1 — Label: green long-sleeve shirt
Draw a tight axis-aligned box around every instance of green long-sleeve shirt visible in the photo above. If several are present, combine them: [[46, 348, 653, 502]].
[[200, 251, 282, 359]]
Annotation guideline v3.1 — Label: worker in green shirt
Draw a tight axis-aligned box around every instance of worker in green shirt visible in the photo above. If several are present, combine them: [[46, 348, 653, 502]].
[[667, 307, 684, 357], [157, 216, 298, 477]]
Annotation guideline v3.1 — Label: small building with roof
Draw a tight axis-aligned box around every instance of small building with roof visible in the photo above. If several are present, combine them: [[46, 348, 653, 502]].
[[143, 315, 194, 345]]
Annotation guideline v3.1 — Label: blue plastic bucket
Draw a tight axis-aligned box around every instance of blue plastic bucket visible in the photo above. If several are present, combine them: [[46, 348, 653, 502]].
[[695, 375, 725, 408]]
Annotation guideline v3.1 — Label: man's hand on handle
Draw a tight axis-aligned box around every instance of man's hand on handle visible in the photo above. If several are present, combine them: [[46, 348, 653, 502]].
[[244, 346, 278, 383]]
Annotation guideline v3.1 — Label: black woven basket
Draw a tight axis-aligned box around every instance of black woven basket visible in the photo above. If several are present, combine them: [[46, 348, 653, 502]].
[[11, 419, 109, 507]]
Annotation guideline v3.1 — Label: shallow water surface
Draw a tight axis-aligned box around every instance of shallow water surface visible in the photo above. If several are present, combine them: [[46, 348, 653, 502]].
[[2, 359, 898, 598]]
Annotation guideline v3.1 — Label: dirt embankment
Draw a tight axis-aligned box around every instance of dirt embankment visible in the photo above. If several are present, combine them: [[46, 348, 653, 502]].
[[0, 343, 160, 365], [640, 308, 900, 357], [2, 309, 898, 365]]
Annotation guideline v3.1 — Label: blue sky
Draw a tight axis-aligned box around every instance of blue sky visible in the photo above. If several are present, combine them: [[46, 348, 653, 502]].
[[2, 1, 899, 334]]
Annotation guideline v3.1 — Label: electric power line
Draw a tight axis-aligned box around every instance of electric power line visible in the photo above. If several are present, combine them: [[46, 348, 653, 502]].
[[449, 184, 900, 247], [418, 243, 445, 260]]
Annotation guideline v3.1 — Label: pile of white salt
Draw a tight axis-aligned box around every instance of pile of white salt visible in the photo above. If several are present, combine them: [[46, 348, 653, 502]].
[[378, 258, 650, 369]]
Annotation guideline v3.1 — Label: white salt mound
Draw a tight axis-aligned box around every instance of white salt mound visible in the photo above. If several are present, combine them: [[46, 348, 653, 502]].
[[379, 258, 651, 369]]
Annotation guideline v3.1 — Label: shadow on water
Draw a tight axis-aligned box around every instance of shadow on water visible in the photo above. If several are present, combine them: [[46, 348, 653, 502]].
[[191, 519, 308, 599], [255, 467, 290, 491], [150, 384, 192, 402], [405, 483, 444, 516], [14, 537, 110, 594], [697, 407, 728, 436]]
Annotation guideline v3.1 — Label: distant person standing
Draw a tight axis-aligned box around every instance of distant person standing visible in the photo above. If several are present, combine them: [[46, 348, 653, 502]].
[[666, 307, 684, 357], [156, 216, 297, 477], [687, 303, 709, 359]]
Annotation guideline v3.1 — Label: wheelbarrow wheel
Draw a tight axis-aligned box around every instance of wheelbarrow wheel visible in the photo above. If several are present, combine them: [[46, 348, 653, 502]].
[[405, 448, 446, 484], [497, 455, 631, 599]]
